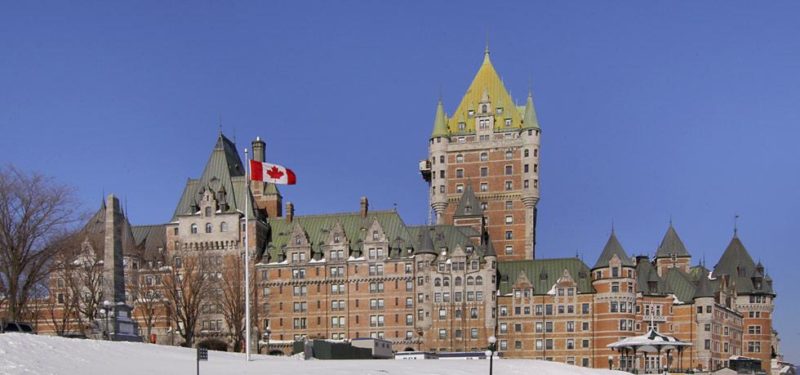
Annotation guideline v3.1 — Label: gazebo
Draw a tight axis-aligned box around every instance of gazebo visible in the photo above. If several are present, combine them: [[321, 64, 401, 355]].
[[607, 329, 692, 373]]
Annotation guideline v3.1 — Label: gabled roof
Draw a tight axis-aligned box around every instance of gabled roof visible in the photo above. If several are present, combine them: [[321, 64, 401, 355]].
[[171, 133, 258, 221], [593, 231, 635, 269], [655, 224, 690, 258], [447, 50, 524, 134], [453, 184, 482, 217], [498, 258, 594, 295]]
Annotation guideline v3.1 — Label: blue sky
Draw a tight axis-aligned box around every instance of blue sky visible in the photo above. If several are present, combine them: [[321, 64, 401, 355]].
[[2, 1, 799, 361]]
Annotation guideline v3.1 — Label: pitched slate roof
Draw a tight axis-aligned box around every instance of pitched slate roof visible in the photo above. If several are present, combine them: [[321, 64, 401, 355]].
[[447, 50, 525, 134], [522, 92, 540, 130], [655, 224, 690, 258], [498, 258, 594, 295], [262, 210, 415, 262], [693, 272, 716, 299], [131, 224, 167, 262], [635, 259, 670, 295], [593, 231, 635, 269], [711, 235, 772, 295], [171, 133, 258, 221], [453, 184, 482, 217]]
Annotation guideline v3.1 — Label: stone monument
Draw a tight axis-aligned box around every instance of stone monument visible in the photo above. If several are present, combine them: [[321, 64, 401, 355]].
[[99, 194, 141, 342]]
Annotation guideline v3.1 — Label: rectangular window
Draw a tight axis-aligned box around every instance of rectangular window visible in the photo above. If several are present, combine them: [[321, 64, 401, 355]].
[[480, 167, 488, 177], [505, 165, 513, 175], [505, 181, 512, 190]]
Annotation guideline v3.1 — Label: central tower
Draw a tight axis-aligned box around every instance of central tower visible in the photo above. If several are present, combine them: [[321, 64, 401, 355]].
[[420, 48, 541, 260]]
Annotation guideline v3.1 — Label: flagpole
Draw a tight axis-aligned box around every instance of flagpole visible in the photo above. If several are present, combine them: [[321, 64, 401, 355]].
[[244, 148, 251, 361]]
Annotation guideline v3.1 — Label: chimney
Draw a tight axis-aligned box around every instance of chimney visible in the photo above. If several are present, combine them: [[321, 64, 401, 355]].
[[252, 136, 266, 162], [360, 196, 369, 218], [286, 202, 294, 223]]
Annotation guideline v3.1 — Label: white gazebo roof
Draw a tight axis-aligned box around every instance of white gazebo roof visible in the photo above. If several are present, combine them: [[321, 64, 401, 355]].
[[607, 329, 692, 353]]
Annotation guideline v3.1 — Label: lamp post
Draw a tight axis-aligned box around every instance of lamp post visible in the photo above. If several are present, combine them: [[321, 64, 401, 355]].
[[487, 335, 497, 375], [264, 327, 271, 355], [608, 355, 614, 370], [102, 300, 112, 341]]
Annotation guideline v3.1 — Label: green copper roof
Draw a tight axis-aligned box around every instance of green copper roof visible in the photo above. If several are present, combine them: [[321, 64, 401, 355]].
[[171, 133, 258, 221], [592, 231, 635, 269], [655, 224, 690, 258], [431, 99, 449, 138], [498, 258, 594, 295], [263, 210, 415, 262], [664, 268, 697, 303], [521, 91, 540, 130]]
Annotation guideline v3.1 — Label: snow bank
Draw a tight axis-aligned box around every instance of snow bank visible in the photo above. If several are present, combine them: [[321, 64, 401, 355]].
[[0, 333, 629, 375]]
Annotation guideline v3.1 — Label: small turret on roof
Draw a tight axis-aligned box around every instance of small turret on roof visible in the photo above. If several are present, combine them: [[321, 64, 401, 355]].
[[693, 272, 716, 299], [431, 99, 449, 138], [416, 226, 437, 255], [593, 230, 635, 269], [521, 91, 540, 130], [655, 224, 690, 258]]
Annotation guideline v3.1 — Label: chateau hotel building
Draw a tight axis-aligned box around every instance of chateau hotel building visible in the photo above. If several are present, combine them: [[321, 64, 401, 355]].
[[44, 49, 780, 372]]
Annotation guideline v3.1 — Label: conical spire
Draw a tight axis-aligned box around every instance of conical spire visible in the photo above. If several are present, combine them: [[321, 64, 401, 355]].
[[416, 227, 437, 255], [522, 91, 540, 129], [593, 231, 635, 269], [655, 223, 690, 258], [693, 272, 715, 299], [454, 183, 482, 217], [431, 99, 449, 138]]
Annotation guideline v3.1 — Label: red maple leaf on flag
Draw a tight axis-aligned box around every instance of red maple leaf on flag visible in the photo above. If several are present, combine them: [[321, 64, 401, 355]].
[[266, 166, 284, 179]]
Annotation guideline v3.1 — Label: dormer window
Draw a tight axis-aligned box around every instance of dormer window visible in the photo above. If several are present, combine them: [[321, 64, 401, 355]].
[[481, 104, 487, 113], [468, 110, 475, 117], [334, 235, 340, 243], [496, 107, 503, 114], [205, 207, 212, 217], [504, 118, 512, 127], [372, 231, 379, 241], [295, 236, 302, 245], [458, 122, 466, 131]]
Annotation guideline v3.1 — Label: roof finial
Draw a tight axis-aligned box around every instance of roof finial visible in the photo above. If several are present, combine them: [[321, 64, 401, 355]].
[[485, 29, 490, 55], [669, 214, 673, 227], [734, 213, 740, 237], [218, 113, 223, 135], [611, 219, 615, 235]]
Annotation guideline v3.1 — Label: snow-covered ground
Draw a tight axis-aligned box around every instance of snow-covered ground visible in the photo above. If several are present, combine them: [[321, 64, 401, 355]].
[[0, 333, 629, 375]]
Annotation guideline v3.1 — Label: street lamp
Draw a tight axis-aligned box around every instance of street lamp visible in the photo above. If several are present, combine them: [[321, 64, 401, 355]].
[[608, 355, 614, 370], [263, 326, 271, 355], [487, 335, 497, 375], [102, 300, 112, 341]]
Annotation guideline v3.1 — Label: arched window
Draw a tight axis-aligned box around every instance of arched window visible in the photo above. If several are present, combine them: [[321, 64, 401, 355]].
[[480, 152, 488, 161], [467, 276, 475, 286], [443, 277, 450, 287], [455, 277, 462, 286], [205, 223, 212, 233], [205, 207, 211, 217], [476, 276, 484, 286], [524, 149, 529, 157], [481, 104, 487, 113], [434, 278, 441, 287], [505, 150, 513, 160], [456, 154, 464, 163], [220, 222, 228, 232], [190, 224, 198, 234]]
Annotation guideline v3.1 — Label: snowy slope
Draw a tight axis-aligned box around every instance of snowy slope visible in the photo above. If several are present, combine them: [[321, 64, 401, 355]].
[[0, 333, 628, 375]]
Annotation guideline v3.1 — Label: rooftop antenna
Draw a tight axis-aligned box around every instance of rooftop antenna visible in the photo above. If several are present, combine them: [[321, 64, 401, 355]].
[[734, 214, 740, 237]]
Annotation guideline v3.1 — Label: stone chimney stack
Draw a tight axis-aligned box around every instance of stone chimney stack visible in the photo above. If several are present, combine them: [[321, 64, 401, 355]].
[[286, 202, 294, 223], [104, 194, 125, 304], [252, 136, 266, 162], [360, 196, 369, 218]]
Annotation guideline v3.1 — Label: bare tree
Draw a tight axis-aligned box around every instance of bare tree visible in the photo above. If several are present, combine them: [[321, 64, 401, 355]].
[[161, 254, 211, 347], [67, 236, 105, 324], [220, 253, 246, 352], [0, 166, 79, 321], [45, 283, 78, 336], [133, 270, 165, 342]]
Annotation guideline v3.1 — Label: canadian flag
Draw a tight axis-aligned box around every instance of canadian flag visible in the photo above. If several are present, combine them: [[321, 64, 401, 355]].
[[250, 160, 297, 185]]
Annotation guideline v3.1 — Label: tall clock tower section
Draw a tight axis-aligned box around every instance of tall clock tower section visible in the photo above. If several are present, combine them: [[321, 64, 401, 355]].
[[420, 49, 541, 260]]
